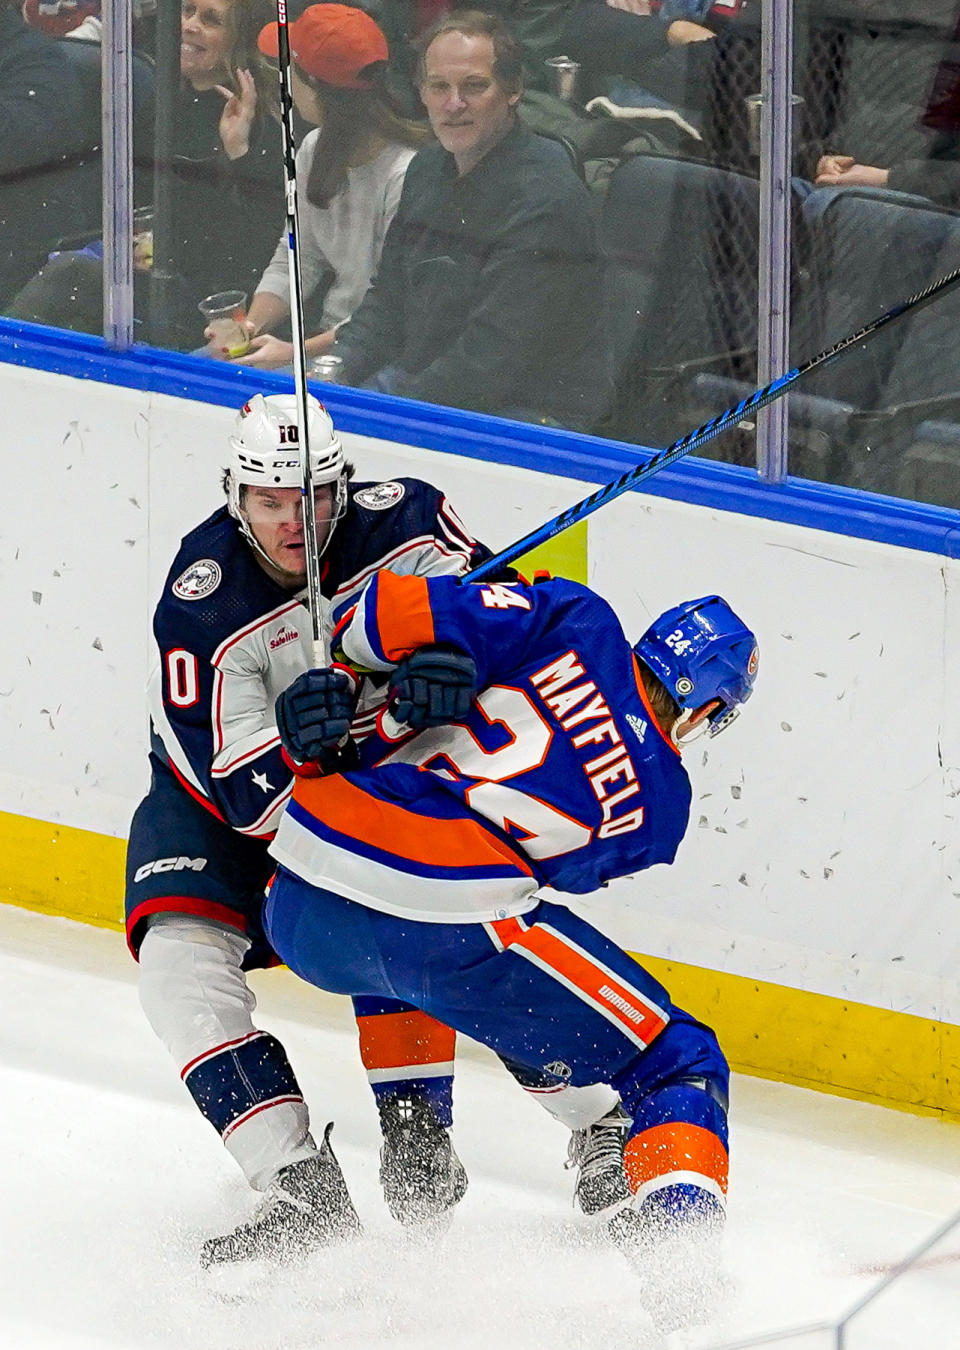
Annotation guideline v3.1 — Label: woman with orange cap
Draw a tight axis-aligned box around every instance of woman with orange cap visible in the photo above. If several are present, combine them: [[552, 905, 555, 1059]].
[[226, 3, 429, 368]]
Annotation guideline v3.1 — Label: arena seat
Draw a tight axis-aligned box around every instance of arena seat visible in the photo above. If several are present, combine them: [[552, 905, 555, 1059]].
[[896, 420, 960, 509], [798, 186, 960, 497], [685, 186, 960, 496], [597, 153, 762, 454]]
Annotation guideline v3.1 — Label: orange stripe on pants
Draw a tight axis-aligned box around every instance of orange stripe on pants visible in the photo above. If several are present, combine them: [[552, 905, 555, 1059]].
[[490, 918, 668, 1047], [625, 1122, 729, 1196], [356, 1010, 456, 1072]]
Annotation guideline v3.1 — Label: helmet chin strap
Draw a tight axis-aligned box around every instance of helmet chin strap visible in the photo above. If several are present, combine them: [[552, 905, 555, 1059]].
[[670, 708, 702, 747], [237, 476, 348, 586], [671, 700, 724, 746]]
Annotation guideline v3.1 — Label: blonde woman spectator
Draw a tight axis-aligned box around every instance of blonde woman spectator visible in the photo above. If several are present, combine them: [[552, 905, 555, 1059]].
[[223, 4, 429, 368], [7, 0, 282, 346]]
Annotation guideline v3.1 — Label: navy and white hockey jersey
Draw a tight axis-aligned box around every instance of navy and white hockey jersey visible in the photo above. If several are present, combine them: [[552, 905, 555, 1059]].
[[270, 573, 693, 922], [148, 479, 491, 839]]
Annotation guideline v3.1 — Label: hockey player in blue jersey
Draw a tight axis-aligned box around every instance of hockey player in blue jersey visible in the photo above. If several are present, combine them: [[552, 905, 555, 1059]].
[[125, 392, 622, 1267], [265, 570, 758, 1332]]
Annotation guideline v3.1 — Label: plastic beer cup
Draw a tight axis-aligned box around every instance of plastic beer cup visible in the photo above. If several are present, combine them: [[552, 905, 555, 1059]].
[[198, 289, 250, 358]]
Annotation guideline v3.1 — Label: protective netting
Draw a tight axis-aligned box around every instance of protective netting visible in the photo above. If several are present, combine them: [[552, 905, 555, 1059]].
[[610, 4, 960, 505]]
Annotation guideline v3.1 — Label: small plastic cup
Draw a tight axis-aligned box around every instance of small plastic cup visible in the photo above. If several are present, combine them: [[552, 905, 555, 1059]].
[[309, 354, 343, 383], [198, 289, 250, 358], [744, 92, 805, 158], [545, 55, 581, 104]]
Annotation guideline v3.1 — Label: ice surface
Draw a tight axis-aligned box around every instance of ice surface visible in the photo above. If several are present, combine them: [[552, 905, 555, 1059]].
[[3, 903, 960, 1350]]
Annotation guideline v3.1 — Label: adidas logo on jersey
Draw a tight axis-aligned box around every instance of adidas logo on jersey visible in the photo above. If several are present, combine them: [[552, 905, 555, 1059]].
[[269, 626, 300, 651], [626, 713, 647, 743], [133, 856, 208, 883]]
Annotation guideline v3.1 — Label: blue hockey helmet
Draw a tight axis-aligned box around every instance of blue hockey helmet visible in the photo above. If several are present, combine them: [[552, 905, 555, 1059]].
[[634, 595, 758, 738]]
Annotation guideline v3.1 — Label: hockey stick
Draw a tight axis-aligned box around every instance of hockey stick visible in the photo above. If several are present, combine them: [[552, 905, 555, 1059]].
[[274, 0, 327, 664], [466, 263, 960, 583]]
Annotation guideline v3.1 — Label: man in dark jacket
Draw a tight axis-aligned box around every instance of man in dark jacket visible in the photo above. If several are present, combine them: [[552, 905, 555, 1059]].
[[0, 1, 94, 306], [333, 8, 613, 432]]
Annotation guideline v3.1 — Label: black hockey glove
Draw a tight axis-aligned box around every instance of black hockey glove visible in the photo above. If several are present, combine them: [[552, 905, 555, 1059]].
[[275, 667, 358, 766], [388, 645, 478, 731]]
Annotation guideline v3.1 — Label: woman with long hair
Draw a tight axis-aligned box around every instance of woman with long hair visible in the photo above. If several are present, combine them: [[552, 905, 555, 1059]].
[[225, 4, 430, 368], [156, 0, 283, 343]]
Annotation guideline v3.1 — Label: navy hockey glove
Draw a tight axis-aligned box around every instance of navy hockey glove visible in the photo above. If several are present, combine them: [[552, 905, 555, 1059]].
[[388, 645, 478, 731], [275, 667, 358, 766]]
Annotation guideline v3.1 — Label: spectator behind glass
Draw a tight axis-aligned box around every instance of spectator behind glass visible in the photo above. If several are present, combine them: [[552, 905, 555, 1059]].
[[143, 0, 283, 345], [214, 3, 429, 368], [0, 0, 92, 308], [22, 0, 101, 39], [6, 0, 283, 347], [479, 0, 716, 106], [815, 10, 960, 210], [332, 9, 613, 431]]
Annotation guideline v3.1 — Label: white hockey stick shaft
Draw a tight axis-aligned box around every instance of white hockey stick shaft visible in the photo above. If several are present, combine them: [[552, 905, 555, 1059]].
[[275, 0, 326, 665]]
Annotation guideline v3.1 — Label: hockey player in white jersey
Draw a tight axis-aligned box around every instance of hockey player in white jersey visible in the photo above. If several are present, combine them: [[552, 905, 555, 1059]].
[[125, 392, 623, 1265]]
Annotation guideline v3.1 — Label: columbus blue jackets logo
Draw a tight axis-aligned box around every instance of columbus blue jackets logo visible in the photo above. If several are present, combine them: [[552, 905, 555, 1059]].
[[354, 481, 406, 511], [172, 559, 222, 600]]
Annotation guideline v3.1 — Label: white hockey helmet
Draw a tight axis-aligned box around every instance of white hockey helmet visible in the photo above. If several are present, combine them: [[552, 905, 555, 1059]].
[[226, 392, 348, 558]]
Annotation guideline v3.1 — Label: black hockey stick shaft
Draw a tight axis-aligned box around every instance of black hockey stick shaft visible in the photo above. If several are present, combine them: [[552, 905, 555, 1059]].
[[467, 262, 960, 582], [275, 0, 327, 663]]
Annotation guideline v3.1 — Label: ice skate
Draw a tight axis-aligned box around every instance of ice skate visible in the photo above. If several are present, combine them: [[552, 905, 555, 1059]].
[[566, 1103, 631, 1216], [608, 1200, 732, 1334], [378, 1094, 468, 1229], [200, 1124, 360, 1267]]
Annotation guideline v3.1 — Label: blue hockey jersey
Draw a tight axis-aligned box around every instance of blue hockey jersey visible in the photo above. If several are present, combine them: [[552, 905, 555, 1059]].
[[148, 480, 490, 838], [270, 573, 693, 921]]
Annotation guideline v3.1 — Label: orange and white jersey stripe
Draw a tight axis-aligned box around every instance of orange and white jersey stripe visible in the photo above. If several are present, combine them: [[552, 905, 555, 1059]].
[[271, 769, 542, 923]]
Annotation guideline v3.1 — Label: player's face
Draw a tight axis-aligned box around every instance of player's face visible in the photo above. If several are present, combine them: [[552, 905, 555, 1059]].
[[291, 66, 324, 126], [180, 0, 234, 89], [419, 32, 519, 174], [243, 485, 336, 581]]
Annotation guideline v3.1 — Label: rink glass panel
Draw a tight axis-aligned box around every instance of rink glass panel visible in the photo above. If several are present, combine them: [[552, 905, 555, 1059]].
[[3, 5, 960, 512]]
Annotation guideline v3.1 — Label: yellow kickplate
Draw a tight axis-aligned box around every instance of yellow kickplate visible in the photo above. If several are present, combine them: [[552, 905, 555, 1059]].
[[639, 951, 960, 1122], [0, 810, 125, 930], [3, 797, 958, 1120]]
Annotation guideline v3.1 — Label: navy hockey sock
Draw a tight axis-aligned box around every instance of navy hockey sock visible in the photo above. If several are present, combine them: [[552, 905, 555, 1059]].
[[182, 1030, 304, 1138]]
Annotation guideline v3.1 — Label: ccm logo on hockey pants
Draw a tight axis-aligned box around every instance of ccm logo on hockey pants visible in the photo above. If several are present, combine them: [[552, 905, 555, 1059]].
[[133, 855, 208, 883]]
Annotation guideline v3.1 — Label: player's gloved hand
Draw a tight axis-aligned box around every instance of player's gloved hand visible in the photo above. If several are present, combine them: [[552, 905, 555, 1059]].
[[388, 645, 478, 731], [275, 666, 358, 766]]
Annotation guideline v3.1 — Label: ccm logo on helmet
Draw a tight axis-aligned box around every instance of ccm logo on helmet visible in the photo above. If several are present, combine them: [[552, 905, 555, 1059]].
[[133, 856, 208, 883]]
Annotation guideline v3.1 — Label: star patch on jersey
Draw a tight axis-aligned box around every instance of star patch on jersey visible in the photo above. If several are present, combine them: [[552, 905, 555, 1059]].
[[353, 481, 405, 511], [172, 559, 222, 600]]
